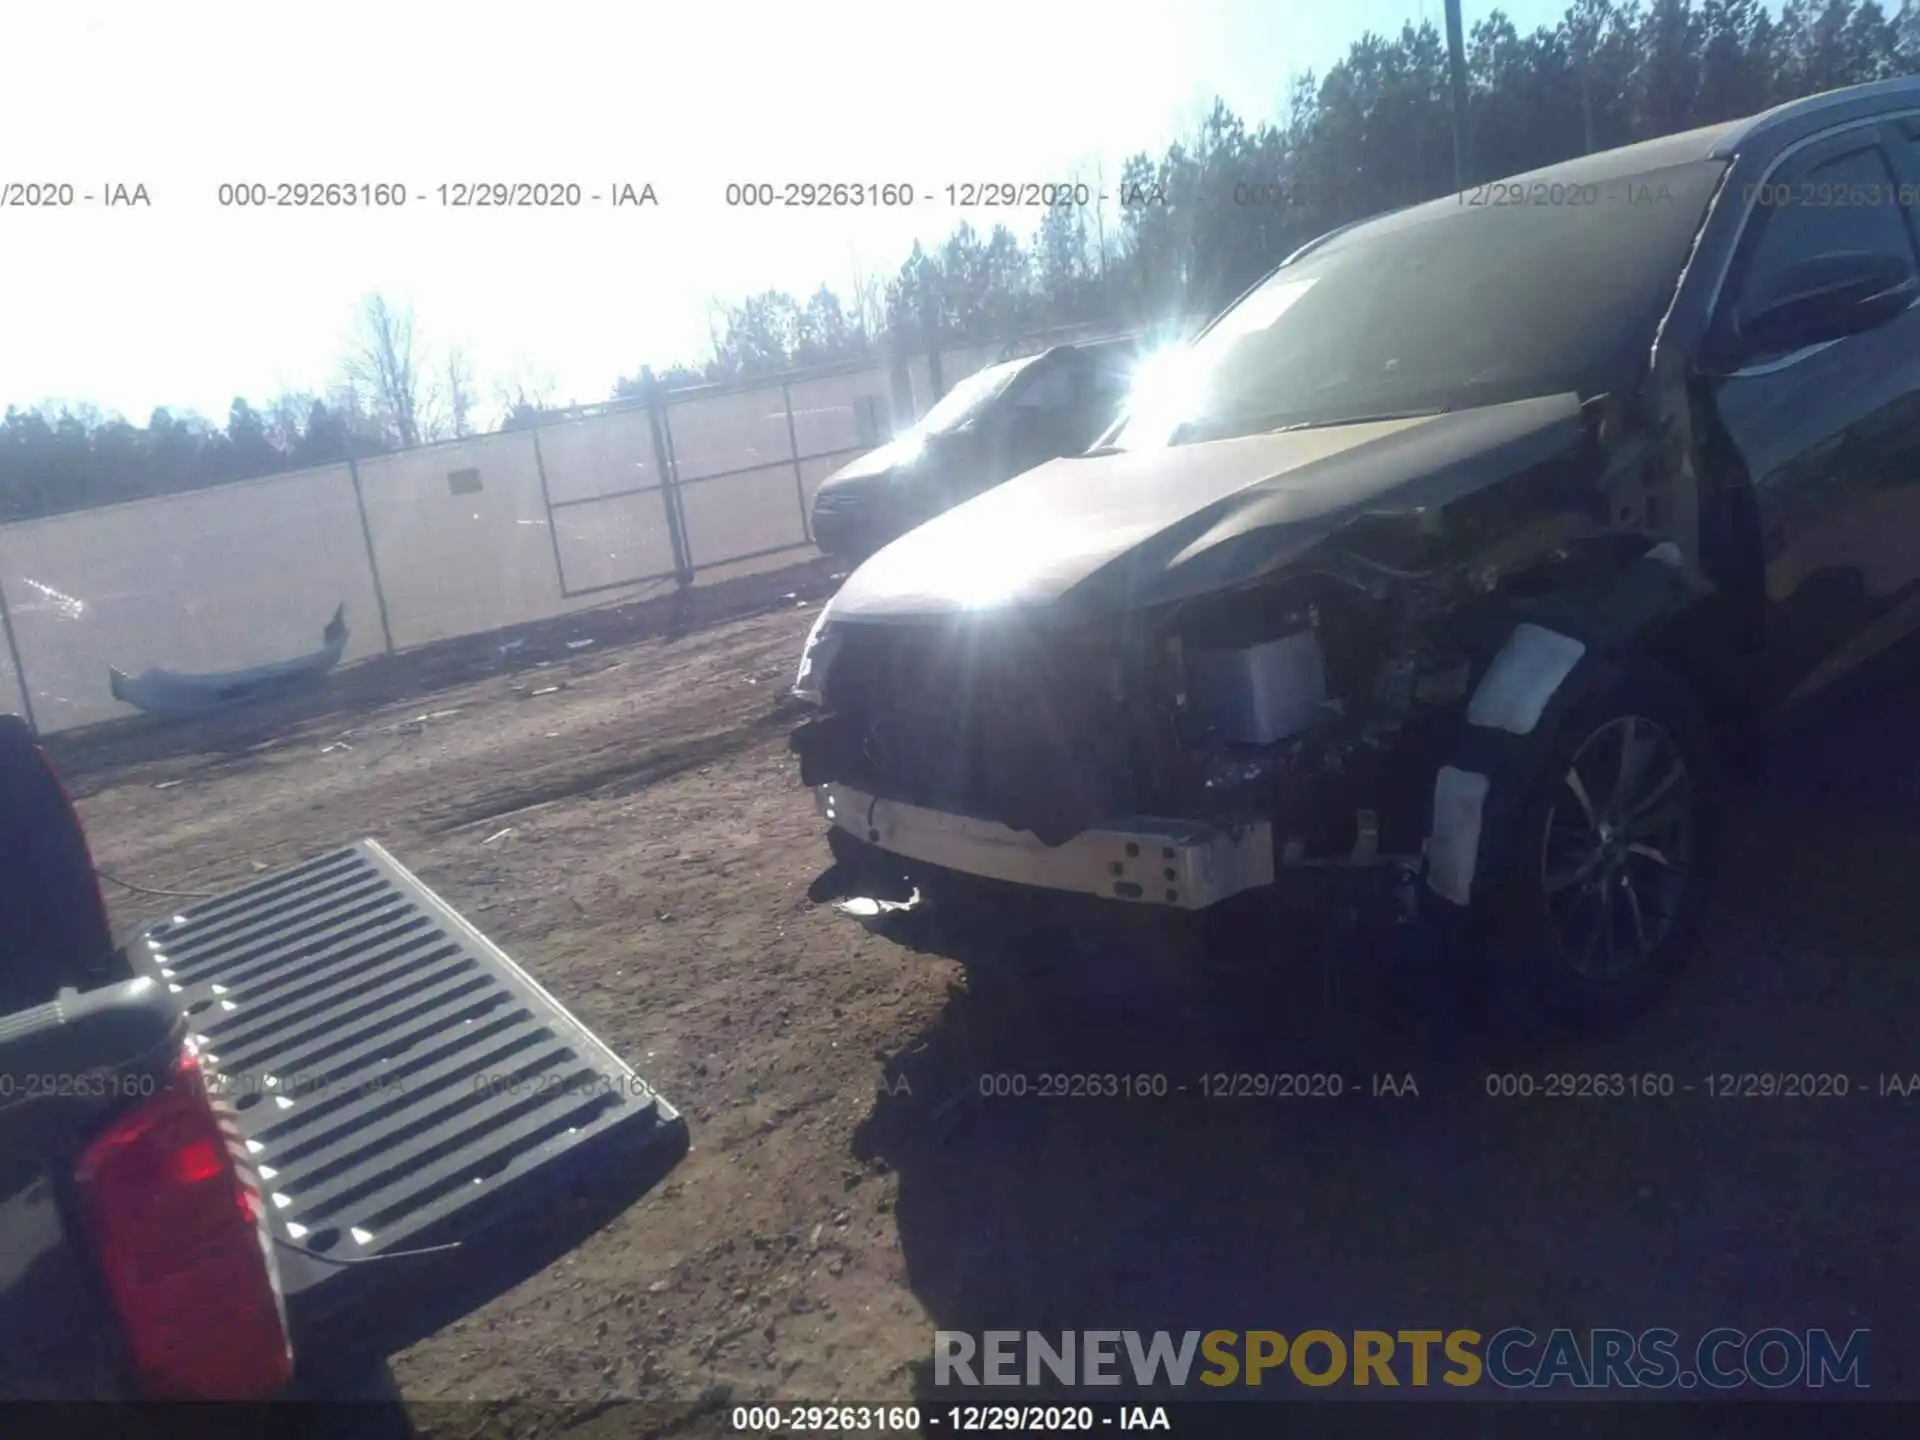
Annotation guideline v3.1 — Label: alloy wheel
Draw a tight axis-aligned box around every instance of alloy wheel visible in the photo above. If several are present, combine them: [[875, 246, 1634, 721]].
[[1538, 713, 1693, 981]]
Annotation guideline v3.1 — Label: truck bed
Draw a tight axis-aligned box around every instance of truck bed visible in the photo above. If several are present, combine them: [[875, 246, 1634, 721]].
[[129, 839, 688, 1376]]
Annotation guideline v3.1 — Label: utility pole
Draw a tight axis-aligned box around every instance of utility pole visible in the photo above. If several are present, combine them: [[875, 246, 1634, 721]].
[[1094, 157, 1109, 282], [920, 286, 944, 404], [1581, 67, 1596, 155], [1445, 0, 1472, 191]]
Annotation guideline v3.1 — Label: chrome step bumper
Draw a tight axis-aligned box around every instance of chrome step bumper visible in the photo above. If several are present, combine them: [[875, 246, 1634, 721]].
[[133, 839, 688, 1371]]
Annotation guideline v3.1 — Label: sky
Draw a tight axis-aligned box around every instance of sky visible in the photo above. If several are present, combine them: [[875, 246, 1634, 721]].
[[4, 0, 1572, 425]]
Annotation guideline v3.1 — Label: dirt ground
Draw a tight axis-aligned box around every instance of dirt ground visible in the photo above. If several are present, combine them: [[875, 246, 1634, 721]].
[[45, 560, 1920, 1430]]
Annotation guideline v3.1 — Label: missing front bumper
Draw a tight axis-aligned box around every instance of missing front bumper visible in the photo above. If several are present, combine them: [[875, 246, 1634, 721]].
[[814, 783, 1275, 910]]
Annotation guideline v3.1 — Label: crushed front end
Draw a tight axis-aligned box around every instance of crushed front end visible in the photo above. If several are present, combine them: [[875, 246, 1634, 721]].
[[788, 540, 1488, 936], [785, 388, 1659, 962]]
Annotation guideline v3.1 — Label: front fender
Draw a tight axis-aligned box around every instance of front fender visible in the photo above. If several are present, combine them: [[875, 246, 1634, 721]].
[[1422, 548, 1716, 911]]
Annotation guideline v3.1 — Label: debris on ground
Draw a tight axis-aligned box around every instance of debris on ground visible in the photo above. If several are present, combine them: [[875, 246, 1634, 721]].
[[833, 892, 921, 918]]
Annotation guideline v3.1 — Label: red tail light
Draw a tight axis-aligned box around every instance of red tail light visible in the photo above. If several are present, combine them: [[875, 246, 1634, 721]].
[[73, 1047, 294, 1399]]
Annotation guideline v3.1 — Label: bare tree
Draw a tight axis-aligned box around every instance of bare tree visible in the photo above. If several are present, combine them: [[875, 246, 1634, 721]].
[[443, 346, 477, 438], [412, 349, 471, 443], [264, 392, 315, 452], [702, 294, 734, 371], [326, 380, 389, 449], [342, 293, 422, 447], [847, 254, 886, 343], [491, 360, 558, 430]]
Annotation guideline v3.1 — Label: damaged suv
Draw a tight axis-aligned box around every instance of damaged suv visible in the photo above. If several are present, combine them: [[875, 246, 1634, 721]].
[[789, 78, 1920, 1032]]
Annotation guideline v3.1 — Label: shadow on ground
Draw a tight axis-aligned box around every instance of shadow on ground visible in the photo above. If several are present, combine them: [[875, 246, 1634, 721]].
[[850, 652, 1920, 1409]]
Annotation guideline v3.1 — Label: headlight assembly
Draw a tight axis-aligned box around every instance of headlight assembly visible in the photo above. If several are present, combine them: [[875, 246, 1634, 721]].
[[793, 609, 844, 704]]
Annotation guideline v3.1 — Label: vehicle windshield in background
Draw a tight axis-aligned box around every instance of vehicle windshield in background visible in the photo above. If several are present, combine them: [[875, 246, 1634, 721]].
[[1118, 158, 1729, 449], [906, 355, 1036, 441]]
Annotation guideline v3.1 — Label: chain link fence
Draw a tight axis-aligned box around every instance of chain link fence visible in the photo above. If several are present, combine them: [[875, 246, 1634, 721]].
[[0, 319, 1188, 733]]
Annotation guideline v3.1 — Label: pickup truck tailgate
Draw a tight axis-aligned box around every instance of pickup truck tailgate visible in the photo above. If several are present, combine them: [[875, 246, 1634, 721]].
[[128, 839, 688, 1371]]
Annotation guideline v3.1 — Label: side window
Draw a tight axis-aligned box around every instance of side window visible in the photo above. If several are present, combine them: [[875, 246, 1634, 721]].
[[1011, 367, 1076, 411], [1732, 144, 1915, 319], [1896, 119, 1920, 243]]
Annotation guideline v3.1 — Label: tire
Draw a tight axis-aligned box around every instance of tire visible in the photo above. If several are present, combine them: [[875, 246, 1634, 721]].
[[1474, 655, 1721, 1041], [0, 716, 120, 1012]]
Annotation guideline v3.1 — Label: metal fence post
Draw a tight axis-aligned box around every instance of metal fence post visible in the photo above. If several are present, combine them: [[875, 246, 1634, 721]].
[[0, 555, 38, 733], [661, 402, 696, 582], [782, 383, 811, 545], [887, 348, 916, 427], [346, 457, 398, 656], [643, 369, 694, 586], [528, 423, 572, 599]]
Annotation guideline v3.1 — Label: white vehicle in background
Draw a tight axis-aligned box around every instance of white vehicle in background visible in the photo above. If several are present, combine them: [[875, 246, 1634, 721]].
[[807, 339, 1138, 564]]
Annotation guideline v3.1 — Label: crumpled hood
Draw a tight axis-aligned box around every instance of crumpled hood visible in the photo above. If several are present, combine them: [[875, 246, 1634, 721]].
[[826, 394, 1589, 620]]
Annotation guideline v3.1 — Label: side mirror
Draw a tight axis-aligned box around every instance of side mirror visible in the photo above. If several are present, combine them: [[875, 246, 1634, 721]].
[[1730, 250, 1918, 364]]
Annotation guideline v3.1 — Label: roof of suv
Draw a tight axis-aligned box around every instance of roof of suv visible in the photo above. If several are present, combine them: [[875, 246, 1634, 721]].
[[1710, 73, 1920, 155], [1295, 76, 1920, 265]]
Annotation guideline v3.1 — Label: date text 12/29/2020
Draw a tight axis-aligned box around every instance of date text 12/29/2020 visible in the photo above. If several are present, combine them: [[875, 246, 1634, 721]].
[[729, 1404, 1171, 1433], [213, 182, 658, 208], [1486, 1072, 1920, 1098], [720, 181, 1170, 209], [959, 1073, 1421, 1100], [950, 1071, 1920, 1101]]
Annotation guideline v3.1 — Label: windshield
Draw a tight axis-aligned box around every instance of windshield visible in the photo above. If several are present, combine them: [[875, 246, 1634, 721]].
[[905, 356, 1035, 440], [1117, 159, 1727, 449]]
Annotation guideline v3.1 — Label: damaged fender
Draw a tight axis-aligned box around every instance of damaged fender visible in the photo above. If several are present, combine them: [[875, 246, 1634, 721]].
[[1424, 547, 1716, 909]]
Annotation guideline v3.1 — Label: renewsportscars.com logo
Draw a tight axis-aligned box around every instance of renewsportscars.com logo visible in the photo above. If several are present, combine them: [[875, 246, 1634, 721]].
[[933, 1328, 1871, 1391]]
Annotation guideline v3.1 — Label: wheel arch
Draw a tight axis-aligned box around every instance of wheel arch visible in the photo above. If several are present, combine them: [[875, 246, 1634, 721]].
[[1421, 547, 1731, 914]]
